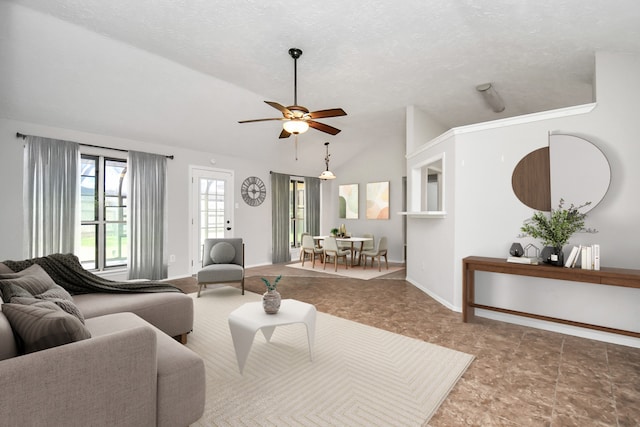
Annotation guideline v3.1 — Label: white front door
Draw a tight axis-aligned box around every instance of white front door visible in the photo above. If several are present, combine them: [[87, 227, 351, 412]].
[[189, 167, 234, 274]]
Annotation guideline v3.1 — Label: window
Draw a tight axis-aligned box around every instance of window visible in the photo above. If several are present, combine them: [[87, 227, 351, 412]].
[[289, 179, 306, 248], [80, 155, 128, 270]]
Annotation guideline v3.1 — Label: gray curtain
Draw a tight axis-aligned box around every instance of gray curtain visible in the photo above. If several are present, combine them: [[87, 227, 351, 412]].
[[271, 172, 290, 264], [23, 136, 79, 258], [128, 151, 167, 280], [304, 176, 321, 236]]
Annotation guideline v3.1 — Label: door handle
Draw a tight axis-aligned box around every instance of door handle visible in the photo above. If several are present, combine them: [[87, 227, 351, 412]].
[[226, 227, 231, 231]]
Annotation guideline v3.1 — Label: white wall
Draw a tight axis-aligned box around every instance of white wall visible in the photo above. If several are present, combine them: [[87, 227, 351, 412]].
[[322, 112, 407, 262], [407, 52, 640, 347], [0, 117, 277, 278]]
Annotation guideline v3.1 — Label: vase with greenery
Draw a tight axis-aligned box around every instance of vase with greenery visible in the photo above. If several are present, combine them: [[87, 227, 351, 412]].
[[519, 199, 593, 266], [261, 275, 282, 314], [330, 228, 339, 237]]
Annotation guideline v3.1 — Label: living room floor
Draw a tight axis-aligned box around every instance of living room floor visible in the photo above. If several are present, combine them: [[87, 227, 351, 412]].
[[173, 262, 640, 426]]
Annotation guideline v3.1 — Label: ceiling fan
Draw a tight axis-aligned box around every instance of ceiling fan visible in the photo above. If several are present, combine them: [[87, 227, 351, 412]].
[[238, 48, 347, 139]]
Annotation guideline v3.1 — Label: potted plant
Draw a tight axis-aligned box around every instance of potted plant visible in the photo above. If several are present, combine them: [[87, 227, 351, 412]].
[[330, 228, 339, 237], [261, 275, 282, 314], [519, 198, 593, 266]]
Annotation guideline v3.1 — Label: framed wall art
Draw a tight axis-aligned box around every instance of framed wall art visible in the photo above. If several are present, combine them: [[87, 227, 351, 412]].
[[366, 181, 389, 219], [339, 184, 359, 219]]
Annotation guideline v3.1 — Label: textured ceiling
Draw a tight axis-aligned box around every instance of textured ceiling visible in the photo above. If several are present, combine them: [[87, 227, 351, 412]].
[[3, 0, 640, 168]]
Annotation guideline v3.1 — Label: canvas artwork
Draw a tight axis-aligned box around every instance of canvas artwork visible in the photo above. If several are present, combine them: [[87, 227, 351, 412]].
[[339, 184, 358, 219], [366, 181, 389, 219]]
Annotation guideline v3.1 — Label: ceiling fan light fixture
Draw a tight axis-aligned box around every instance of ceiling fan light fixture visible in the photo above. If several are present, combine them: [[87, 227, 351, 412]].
[[476, 82, 505, 113], [283, 119, 309, 134], [319, 142, 336, 180]]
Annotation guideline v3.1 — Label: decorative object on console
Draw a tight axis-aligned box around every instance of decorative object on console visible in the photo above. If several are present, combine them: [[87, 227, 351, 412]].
[[519, 198, 595, 266], [261, 275, 282, 314], [509, 242, 524, 257], [241, 176, 266, 207], [524, 243, 540, 259]]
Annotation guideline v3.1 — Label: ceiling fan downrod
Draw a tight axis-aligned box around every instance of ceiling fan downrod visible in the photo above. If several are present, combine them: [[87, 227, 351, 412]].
[[288, 48, 303, 106]]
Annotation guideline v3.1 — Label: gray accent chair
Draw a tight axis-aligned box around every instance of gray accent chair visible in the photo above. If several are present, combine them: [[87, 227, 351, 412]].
[[197, 238, 245, 296]]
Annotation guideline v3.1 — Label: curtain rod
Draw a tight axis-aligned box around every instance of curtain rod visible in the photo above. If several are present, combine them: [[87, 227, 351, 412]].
[[269, 170, 320, 180], [16, 132, 174, 160]]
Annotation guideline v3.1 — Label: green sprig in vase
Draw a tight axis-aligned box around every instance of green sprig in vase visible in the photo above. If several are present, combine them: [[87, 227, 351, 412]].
[[261, 275, 282, 314], [519, 199, 593, 266]]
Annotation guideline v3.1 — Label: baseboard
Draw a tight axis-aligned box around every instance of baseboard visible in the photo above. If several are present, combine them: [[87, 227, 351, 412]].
[[405, 276, 459, 312], [476, 309, 640, 348]]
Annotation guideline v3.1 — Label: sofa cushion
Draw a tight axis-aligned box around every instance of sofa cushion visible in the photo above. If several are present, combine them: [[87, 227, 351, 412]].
[[73, 291, 194, 339], [2, 302, 91, 354], [86, 312, 205, 427], [210, 242, 236, 264], [0, 264, 85, 323]]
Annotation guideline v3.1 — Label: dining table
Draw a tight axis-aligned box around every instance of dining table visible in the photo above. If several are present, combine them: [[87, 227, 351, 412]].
[[313, 235, 373, 267]]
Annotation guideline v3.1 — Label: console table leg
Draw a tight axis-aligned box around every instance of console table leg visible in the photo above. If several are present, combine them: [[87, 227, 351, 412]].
[[462, 261, 475, 323]]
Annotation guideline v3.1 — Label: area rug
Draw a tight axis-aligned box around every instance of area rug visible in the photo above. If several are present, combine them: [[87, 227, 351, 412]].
[[186, 287, 474, 426], [286, 261, 405, 280]]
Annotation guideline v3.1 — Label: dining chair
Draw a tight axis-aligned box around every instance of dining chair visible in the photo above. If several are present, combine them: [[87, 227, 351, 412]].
[[323, 236, 350, 272], [354, 233, 374, 265], [361, 236, 388, 272], [301, 234, 323, 268], [299, 232, 310, 262]]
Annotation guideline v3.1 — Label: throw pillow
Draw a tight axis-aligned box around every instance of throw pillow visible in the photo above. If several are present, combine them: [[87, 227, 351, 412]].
[[210, 242, 236, 264], [0, 262, 13, 274], [2, 303, 91, 354], [0, 264, 85, 323]]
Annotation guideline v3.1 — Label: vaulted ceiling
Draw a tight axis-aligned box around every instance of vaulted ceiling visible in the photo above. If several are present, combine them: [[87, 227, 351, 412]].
[[2, 0, 640, 170]]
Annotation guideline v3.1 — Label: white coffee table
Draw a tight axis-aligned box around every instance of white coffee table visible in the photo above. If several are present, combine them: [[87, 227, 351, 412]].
[[228, 299, 317, 373]]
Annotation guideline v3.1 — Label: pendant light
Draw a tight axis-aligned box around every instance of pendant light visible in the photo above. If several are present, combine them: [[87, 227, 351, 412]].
[[319, 142, 336, 180]]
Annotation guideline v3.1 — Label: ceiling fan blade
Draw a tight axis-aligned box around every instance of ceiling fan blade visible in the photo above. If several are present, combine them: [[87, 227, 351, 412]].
[[308, 108, 347, 119], [265, 101, 292, 117], [238, 118, 285, 124], [308, 120, 341, 135], [279, 128, 292, 139]]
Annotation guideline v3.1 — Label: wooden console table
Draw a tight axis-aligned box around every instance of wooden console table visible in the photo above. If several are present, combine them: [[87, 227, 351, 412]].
[[462, 256, 640, 338]]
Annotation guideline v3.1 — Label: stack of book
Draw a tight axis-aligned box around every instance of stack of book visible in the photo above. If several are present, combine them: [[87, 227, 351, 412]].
[[564, 244, 600, 270]]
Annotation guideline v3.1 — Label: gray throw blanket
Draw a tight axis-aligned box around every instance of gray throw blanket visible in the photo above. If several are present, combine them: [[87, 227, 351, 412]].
[[2, 253, 182, 295]]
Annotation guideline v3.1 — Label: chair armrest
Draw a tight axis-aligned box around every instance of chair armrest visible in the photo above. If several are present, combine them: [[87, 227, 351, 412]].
[[0, 326, 158, 427]]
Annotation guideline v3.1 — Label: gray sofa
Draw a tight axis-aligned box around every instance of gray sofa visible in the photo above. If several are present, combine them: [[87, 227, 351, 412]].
[[0, 262, 205, 427]]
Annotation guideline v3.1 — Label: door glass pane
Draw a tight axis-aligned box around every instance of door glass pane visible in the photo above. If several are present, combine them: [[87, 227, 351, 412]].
[[199, 177, 226, 263]]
